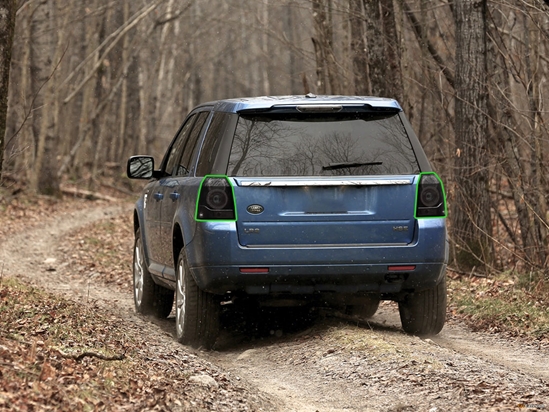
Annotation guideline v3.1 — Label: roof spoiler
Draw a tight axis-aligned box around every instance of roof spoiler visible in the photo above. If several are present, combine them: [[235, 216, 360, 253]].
[[237, 104, 401, 115]]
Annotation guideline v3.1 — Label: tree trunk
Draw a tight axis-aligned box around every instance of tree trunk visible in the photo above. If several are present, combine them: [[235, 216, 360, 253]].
[[0, 0, 17, 183], [311, 0, 340, 94], [523, 8, 547, 268], [286, 1, 300, 94], [452, 0, 491, 270], [260, 1, 271, 95], [363, 0, 383, 96], [91, 5, 114, 183], [30, 0, 59, 195], [117, 0, 130, 163], [380, 0, 403, 102], [349, 0, 367, 95], [363, 0, 403, 100]]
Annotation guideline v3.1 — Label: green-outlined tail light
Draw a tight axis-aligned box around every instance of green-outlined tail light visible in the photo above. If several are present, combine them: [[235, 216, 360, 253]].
[[415, 172, 447, 219], [195, 175, 237, 221]]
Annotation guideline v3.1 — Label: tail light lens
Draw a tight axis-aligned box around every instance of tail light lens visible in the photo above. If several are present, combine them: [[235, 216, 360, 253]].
[[415, 172, 446, 218], [195, 176, 237, 221]]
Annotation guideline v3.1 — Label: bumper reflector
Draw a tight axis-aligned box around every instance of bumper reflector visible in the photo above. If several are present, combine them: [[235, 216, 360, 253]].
[[388, 265, 416, 271], [240, 268, 270, 273]]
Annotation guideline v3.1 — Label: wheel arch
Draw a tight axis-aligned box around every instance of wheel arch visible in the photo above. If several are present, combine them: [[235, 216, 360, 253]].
[[133, 207, 153, 274], [172, 223, 185, 269], [133, 209, 140, 234], [172, 200, 198, 270]]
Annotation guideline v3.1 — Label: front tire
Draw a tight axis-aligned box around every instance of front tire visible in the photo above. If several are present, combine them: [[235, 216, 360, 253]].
[[398, 276, 447, 336], [133, 230, 174, 318], [175, 249, 219, 349]]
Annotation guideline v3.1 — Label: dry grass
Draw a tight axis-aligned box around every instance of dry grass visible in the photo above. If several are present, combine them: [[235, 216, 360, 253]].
[[448, 271, 549, 340]]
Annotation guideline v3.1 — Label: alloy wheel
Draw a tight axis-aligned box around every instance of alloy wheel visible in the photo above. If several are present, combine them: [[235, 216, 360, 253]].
[[176, 259, 186, 338], [133, 239, 144, 307]]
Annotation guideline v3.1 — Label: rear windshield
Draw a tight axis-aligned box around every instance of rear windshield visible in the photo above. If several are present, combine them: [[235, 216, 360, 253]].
[[227, 113, 420, 176]]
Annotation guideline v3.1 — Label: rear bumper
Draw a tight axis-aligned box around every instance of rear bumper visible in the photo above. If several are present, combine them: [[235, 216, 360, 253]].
[[192, 262, 446, 296], [186, 218, 448, 296]]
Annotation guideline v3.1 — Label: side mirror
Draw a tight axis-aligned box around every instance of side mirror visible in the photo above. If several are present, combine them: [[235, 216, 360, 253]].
[[127, 156, 155, 179]]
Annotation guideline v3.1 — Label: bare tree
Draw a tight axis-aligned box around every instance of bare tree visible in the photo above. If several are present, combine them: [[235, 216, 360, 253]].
[[486, 1, 548, 272], [29, 0, 60, 195], [349, 0, 367, 95], [311, 0, 341, 94], [0, 0, 16, 183], [452, 0, 492, 269], [362, 0, 402, 100]]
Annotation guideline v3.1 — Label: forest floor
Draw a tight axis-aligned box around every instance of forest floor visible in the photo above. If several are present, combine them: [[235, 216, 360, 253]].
[[0, 189, 548, 411]]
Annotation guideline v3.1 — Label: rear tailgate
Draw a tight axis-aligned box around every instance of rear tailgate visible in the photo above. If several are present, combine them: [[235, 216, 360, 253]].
[[233, 176, 417, 247]]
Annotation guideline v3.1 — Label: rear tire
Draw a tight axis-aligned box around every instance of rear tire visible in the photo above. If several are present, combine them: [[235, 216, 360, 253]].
[[398, 276, 447, 336], [133, 230, 174, 318], [175, 249, 219, 349], [345, 298, 380, 319]]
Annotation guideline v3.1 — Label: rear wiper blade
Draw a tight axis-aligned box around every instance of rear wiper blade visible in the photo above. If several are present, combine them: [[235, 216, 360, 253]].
[[322, 162, 383, 171]]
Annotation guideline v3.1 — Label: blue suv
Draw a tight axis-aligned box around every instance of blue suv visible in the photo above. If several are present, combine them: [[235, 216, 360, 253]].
[[127, 95, 448, 348]]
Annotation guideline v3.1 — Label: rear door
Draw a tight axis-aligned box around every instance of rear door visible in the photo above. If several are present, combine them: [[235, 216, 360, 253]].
[[158, 111, 210, 270], [233, 177, 416, 247], [226, 109, 420, 247], [152, 113, 198, 269], [143, 179, 163, 265]]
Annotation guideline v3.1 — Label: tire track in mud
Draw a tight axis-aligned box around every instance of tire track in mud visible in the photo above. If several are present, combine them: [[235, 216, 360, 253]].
[[364, 304, 549, 381]]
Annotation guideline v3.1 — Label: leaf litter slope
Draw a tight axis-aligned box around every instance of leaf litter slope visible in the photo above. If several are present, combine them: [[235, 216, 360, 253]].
[[0, 195, 548, 411], [0, 196, 273, 411]]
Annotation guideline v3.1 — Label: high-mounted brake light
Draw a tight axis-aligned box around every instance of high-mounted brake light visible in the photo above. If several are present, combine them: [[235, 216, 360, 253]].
[[415, 172, 447, 219], [195, 175, 237, 221], [296, 104, 342, 113]]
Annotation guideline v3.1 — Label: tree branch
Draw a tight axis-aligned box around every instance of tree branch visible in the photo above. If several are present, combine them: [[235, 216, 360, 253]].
[[402, 0, 455, 89], [61, 0, 166, 104], [5, 41, 69, 148], [55, 348, 125, 362]]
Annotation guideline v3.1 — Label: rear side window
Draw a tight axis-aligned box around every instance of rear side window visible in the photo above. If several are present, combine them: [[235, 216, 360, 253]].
[[164, 114, 197, 176], [196, 112, 232, 176], [178, 111, 209, 176], [227, 113, 420, 176]]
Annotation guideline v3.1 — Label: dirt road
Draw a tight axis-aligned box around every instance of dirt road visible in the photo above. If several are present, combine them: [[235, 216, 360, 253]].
[[207, 302, 549, 411], [1, 202, 548, 411]]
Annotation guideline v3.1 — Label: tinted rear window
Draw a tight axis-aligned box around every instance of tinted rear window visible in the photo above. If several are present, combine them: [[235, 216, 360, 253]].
[[227, 113, 420, 176], [196, 112, 232, 176]]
